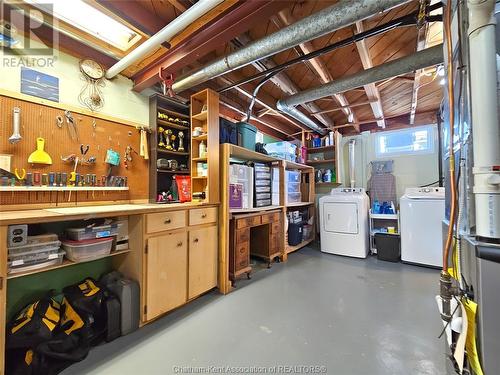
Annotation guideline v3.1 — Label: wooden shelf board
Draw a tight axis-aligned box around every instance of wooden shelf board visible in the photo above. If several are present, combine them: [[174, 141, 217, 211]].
[[286, 202, 314, 208], [157, 107, 190, 119], [283, 159, 314, 171], [0, 186, 129, 192], [7, 249, 131, 279], [157, 119, 190, 131], [157, 149, 190, 157], [315, 182, 341, 187], [286, 238, 314, 254], [192, 157, 207, 162], [307, 145, 335, 153], [157, 170, 190, 174], [230, 205, 283, 214], [192, 135, 207, 141], [306, 159, 336, 165], [192, 111, 208, 121], [192, 176, 207, 179], [229, 144, 277, 162]]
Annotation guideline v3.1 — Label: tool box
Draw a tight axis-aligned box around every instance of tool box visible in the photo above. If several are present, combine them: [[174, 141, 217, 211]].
[[7, 240, 64, 274]]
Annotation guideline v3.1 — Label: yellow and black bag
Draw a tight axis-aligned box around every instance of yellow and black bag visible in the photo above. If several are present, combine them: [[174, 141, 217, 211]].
[[7, 296, 61, 349]]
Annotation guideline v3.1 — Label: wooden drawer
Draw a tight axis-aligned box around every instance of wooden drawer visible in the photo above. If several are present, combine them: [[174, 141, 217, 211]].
[[235, 242, 249, 264], [236, 215, 261, 229], [146, 210, 186, 234], [236, 228, 250, 243], [235, 256, 249, 271], [189, 207, 217, 226], [261, 212, 280, 224], [271, 222, 281, 234]]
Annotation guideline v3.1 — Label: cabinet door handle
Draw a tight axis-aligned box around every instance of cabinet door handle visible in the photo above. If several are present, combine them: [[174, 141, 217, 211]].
[[177, 241, 183, 247], [194, 238, 199, 243], [164, 218, 171, 224], [201, 213, 207, 218], [239, 247, 245, 254]]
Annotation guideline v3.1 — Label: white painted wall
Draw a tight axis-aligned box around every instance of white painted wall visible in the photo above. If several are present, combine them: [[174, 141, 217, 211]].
[[0, 39, 149, 125], [339, 125, 440, 201]]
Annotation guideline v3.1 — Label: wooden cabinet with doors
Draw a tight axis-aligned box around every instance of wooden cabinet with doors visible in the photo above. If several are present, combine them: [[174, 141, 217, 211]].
[[137, 205, 219, 322], [145, 231, 188, 320]]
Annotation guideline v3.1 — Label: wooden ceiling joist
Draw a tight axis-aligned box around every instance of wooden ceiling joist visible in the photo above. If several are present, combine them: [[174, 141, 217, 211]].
[[354, 21, 386, 129], [275, 10, 358, 131]]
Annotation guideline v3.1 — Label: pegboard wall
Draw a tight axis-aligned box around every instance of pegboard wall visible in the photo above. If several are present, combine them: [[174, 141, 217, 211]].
[[0, 94, 150, 209]]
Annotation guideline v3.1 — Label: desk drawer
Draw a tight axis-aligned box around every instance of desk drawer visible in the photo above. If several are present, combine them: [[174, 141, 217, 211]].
[[236, 216, 261, 229], [189, 207, 217, 226], [236, 228, 250, 243], [235, 242, 249, 266], [147, 210, 186, 234], [262, 212, 280, 224]]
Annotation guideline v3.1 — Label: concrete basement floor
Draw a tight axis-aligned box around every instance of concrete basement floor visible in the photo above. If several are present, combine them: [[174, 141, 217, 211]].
[[64, 245, 446, 375]]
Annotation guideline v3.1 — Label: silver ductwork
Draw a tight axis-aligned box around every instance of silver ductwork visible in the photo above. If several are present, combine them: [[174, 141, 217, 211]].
[[172, 0, 411, 93], [277, 45, 444, 134]]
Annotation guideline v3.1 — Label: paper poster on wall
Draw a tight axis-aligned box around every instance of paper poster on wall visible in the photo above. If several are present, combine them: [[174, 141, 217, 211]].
[[20, 67, 59, 102]]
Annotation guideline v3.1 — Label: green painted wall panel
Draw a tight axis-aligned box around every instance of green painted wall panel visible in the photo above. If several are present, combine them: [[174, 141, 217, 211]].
[[7, 258, 113, 321]]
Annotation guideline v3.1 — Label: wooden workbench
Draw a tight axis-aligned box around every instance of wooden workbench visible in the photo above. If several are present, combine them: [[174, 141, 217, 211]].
[[0, 202, 219, 374]]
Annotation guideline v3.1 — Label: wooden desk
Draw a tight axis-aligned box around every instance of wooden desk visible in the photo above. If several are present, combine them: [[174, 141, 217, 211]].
[[229, 209, 283, 284]]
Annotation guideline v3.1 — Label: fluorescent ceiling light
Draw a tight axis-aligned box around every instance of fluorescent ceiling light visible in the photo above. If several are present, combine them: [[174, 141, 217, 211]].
[[26, 0, 141, 51]]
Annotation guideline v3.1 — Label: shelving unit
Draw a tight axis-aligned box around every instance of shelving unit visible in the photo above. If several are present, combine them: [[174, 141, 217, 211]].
[[149, 94, 191, 202], [190, 89, 219, 203], [304, 130, 343, 190], [368, 210, 400, 254]]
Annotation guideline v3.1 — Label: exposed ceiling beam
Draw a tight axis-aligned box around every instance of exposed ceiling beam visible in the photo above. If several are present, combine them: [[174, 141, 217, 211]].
[[166, 0, 191, 13], [354, 21, 386, 128], [94, 0, 166, 36], [275, 10, 358, 131], [310, 100, 378, 115], [132, 0, 288, 92], [410, 5, 431, 125], [340, 110, 437, 134], [233, 33, 334, 128]]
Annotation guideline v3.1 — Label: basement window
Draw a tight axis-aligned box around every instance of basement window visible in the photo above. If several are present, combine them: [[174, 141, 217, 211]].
[[26, 0, 141, 51], [375, 125, 435, 158]]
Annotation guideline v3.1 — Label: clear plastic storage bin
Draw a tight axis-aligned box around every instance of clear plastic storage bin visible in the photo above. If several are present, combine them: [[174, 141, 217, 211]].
[[287, 182, 301, 193], [286, 192, 302, 204], [66, 223, 122, 241], [62, 237, 114, 262], [8, 240, 61, 256], [286, 170, 301, 183]]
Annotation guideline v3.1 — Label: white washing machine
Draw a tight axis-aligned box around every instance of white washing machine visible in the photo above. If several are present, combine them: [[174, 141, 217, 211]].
[[319, 188, 370, 258], [400, 187, 445, 268]]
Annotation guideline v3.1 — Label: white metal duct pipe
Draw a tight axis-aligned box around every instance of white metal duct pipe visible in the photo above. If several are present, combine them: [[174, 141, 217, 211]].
[[172, 0, 411, 93], [468, 0, 500, 240], [105, 0, 224, 79], [277, 45, 444, 135], [348, 139, 356, 188]]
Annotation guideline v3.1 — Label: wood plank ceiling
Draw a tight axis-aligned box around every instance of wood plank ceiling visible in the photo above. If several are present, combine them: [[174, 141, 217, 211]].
[[74, 1, 444, 137]]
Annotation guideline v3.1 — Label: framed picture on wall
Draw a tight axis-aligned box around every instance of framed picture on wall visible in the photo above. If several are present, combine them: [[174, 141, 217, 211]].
[[20, 67, 59, 102]]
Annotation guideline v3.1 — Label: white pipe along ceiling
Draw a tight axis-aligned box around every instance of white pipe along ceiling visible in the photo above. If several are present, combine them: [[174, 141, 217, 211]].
[[105, 0, 225, 79]]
